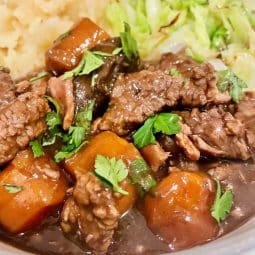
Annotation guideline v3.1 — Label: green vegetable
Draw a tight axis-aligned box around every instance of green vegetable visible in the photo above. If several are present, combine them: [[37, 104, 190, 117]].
[[62, 51, 104, 79], [29, 71, 49, 82], [169, 68, 180, 77], [94, 155, 129, 195], [3, 184, 23, 194], [120, 23, 139, 61], [105, 0, 255, 87], [29, 139, 44, 158], [54, 101, 94, 162], [112, 47, 123, 55], [133, 116, 157, 149], [133, 113, 181, 149], [211, 180, 233, 223], [130, 158, 157, 195], [211, 26, 228, 50], [217, 68, 248, 103]]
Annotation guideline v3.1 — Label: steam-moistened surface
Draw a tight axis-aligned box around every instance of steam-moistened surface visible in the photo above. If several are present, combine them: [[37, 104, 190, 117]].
[[0, 8, 255, 255]]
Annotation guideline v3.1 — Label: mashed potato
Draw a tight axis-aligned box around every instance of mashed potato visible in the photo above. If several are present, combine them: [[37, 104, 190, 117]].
[[0, 0, 111, 78]]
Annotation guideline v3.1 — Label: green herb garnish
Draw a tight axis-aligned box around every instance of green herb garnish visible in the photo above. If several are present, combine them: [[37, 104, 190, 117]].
[[169, 68, 180, 77], [3, 184, 23, 194], [62, 51, 104, 80], [112, 47, 123, 55], [133, 113, 181, 149], [120, 22, 138, 61], [130, 158, 157, 195], [29, 139, 44, 158], [94, 155, 129, 195], [211, 180, 233, 223], [54, 100, 94, 162], [217, 68, 248, 103], [29, 71, 49, 82]]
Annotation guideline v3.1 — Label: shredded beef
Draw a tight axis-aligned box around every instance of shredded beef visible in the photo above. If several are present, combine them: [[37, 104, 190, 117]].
[[97, 64, 229, 135], [61, 172, 120, 255], [140, 143, 170, 172], [235, 92, 255, 159], [0, 70, 49, 166], [175, 108, 252, 161], [48, 77, 75, 130], [145, 53, 231, 106], [0, 92, 49, 165]]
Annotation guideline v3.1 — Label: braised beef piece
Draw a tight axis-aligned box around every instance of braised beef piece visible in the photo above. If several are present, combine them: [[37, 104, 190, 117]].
[[48, 77, 74, 130], [145, 53, 231, 106], [175, 107, 253, 161], [74, 37, 138, 116], [0, 70, 49, 166], [235, 92, 255, 159], [97, 65, 229, 135], [61, 171, 120, 255], [0, 68, 15, 110]]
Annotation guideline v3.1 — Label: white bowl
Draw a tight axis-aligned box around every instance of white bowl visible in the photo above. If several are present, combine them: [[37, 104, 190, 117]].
[[0, 217, 255, 254]]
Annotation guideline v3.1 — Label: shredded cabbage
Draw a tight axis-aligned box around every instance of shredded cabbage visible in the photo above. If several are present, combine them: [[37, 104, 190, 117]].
[[105, 0, 255, 88]]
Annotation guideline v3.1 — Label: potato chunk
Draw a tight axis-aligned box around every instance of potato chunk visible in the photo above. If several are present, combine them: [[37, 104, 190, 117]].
[[65, 131, 140, 215], [0, 149, 68, 233], [144, 171, 218, 250], [45, 18, 109, 74]]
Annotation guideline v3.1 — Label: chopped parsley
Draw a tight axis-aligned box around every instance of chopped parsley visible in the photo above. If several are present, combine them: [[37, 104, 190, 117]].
[[29, 96, 94, 162], [94, 155, 129, 195], [29, 71, 49, 82], [130, 158, 157, 195], [211, 180, 233, 223], [217, 68, 248, 103], [133, 113, 181, 149], [120, 22, 138, 61], [3, 184, 23, 194], [54, 100, 94, 162], [62, 51, 105, 80], [29, 139, 44, 158], [169, 68, 180, 77]]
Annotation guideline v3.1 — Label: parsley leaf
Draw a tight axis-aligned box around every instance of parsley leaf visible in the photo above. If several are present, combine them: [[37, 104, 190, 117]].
[[3, 184, 23, 194], [62, 50, 104, 79], [79, 51, 104, 75], [133, 116, 157, 149], [211, 180, 233, 223], [29, 71, 49, 82], [120, 22, 138, 61], [217, 69, 248, 103], [130, 158, 157, 195], [29, 139, 44, 158], [153, 113, 181, 135], [169, 68, 180, 77], [112, 47, 122, 55], [54, 101, 94, 162], [133, 113, 181, 149], [211, 26, 228, 50], [94, 155, 129, 195]]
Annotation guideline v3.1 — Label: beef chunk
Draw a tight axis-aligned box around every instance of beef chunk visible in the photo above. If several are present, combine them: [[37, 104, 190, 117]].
[[73, 38, 137, 116], [175, 108, 252, 161], [97, 66, 229, 135], [48, 77, 74, 130], [0, 68, 15, 110], [0, 70, 49, 166], [61, 172, 120, 254], [146, 53, 230, 105], [0, 92, 49, 165], [140, 143, 170, 172], [235, 92, 255, 159]]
